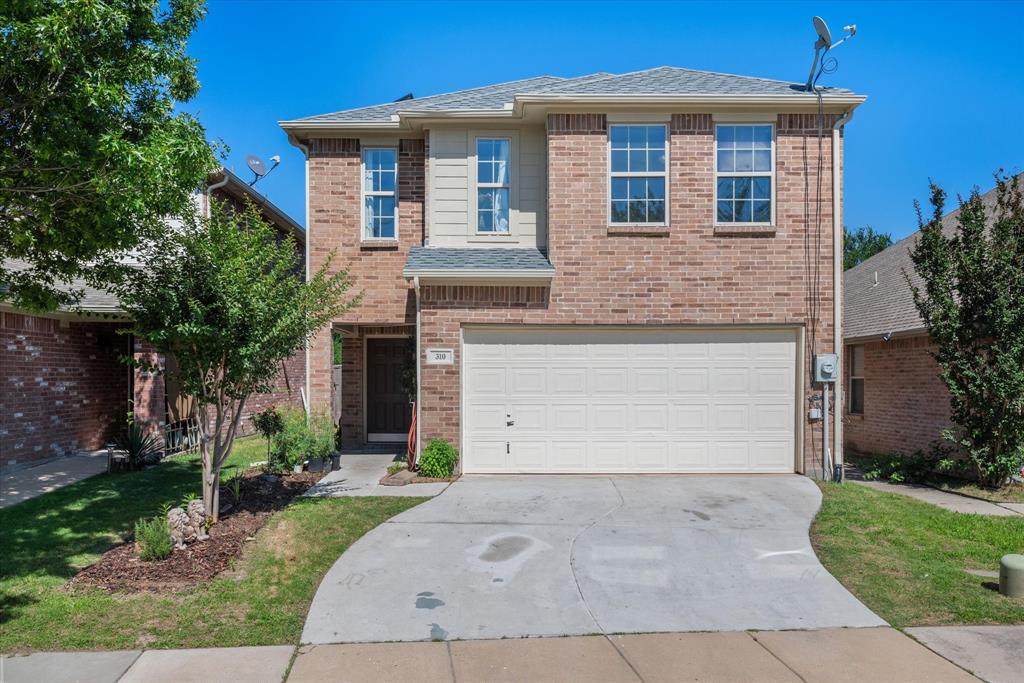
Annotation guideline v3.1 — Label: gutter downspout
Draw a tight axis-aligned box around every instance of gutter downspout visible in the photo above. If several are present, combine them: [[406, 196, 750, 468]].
[[205, 172, 230, 218], [413, 276, 422, 466], [288, 134, 313, 418], [832, 107, 854, 481]]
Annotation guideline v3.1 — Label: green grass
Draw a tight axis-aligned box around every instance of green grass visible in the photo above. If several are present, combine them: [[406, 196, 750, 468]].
[[812, 481, 1024, 628], [0, 436, 426, 652], [930, 479, 1024, 504]]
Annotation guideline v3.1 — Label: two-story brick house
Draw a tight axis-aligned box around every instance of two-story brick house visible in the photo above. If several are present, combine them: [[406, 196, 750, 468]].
[[281, 67, 865, 476]]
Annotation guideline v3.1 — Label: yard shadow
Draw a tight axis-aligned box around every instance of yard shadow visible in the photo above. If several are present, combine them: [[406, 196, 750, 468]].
[[0, 457, 208, 586]]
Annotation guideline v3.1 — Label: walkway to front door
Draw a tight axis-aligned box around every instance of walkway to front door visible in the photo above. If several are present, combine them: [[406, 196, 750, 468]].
[[365, 337, 412, 442], [301, 474, 884, 644]]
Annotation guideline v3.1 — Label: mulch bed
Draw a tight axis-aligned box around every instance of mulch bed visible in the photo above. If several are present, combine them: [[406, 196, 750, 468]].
[[69, 469, 323, 593]]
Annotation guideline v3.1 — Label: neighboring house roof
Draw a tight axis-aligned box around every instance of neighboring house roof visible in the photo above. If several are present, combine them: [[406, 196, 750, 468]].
[[282, 66, 862, 129], [210, 167, 305, 244], [1, 168, 304, 316], [843, 183, 1003, 341], [402, 247, 555, 279]]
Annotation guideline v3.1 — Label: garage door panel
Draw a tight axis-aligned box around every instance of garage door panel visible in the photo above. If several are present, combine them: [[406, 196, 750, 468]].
[[467, 441, 508, 471], [509, 368, 545, 394], [469, 367, 506, 394], [592, 369, 628, 394], [551, 368, 587, 394], [592, 405, 629, 431], [674, 441, 711, 467], [713, 404, 749, 432], [463, 328, 796, 474], [635, 404, 670, 431], [632, 442, 670, 469], [633, 368, 669, 394], [468, 404, 507, 431]]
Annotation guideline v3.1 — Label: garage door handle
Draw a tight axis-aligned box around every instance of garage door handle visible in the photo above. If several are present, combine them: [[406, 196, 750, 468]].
[[506, 414, 515, 426]]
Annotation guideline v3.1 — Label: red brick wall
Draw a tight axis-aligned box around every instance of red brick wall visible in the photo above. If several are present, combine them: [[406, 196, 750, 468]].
[[1, 312, 131, 466], [306, 137, 424, 411], [843, 335, 952, 456]]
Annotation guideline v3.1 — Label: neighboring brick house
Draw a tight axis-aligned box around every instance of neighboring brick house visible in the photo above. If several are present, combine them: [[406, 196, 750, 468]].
[[282, 67, 865, 477], [0, 169, 305, 469], [842, 184, 1002, 457]]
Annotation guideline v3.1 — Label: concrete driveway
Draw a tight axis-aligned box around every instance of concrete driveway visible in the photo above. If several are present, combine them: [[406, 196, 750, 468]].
[[302, 475, 884, 644]]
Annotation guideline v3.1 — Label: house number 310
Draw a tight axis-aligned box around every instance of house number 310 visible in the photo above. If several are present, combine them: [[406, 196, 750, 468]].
[[426, 348, 454, 365]]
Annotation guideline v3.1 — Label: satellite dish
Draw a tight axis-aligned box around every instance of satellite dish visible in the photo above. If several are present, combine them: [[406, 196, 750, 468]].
[[246, 155, 268, 178], [813, 16, 832, 48]]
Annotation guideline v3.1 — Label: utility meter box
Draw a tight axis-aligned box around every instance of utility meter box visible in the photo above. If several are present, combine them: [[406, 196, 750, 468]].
[[814, 353, 839, 383]]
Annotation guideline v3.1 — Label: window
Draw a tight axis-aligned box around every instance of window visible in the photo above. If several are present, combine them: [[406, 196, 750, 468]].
[[715, 124, 773, 224], [362, 148, 397, 239], [476, 138, 510, 233], [609, 125, 667, 224], [849, 345, 865, 415]]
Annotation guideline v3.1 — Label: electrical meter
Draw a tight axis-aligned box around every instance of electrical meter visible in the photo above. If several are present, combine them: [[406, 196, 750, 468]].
[[814, 353, 839, 383]]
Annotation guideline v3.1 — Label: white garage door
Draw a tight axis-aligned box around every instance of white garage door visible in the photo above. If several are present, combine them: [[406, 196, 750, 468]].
[[462, 327, 798, 474]]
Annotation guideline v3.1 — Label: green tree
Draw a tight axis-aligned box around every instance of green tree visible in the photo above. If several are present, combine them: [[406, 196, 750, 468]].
[[908, 174, 1024, 487], [119, 201, 356, 519], [844, 225, 893, 270], [0, 0, 218, 311]]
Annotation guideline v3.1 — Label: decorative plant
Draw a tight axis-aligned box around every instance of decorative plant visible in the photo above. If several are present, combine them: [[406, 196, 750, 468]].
[[387, 461, 406, 476], [272, 408, 335, 470], [252, 407, 284, 467], [135, 515, 173, 561], [224, 469, 243, 505], [115, 422, 163, 470], [118, 198, 355, 520], [908, 173, 1024, 487], [418, 439, 458, 479]]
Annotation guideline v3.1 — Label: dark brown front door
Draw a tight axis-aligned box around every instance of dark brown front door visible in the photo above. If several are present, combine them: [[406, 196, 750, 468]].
[[366, 337, 412, 441]]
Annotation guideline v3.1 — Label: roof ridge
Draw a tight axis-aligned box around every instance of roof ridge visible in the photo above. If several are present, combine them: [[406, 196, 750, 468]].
[[293, 75, 564, 122]]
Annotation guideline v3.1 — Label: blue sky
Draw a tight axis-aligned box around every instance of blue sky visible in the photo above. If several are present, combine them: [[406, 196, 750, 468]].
[[186, 0, 1023, 240]]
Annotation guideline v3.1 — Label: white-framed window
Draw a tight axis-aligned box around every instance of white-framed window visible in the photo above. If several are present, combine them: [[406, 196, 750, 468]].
[[849, 345, 865, 415], [715, 124, 774, 224], [362, 148, 397, 239], [609, 124, 668, 224], [475, 138, 511, 233]]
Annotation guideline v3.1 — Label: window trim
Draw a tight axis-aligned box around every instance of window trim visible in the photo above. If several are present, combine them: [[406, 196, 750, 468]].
[[472, 136, 514, 236], [360, 146, 398, 241], [713, 123, 776, 228], [607, 123, 670, 227], [849, 344, 865, 415]]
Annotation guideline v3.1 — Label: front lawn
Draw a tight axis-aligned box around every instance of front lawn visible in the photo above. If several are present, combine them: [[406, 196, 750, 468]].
[[812, 482, 1024, 628], [0, 436, 425, 652]]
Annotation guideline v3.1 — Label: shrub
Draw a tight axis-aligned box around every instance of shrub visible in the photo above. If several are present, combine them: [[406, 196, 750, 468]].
[[115, 422, 163, 470], [272, 407, 335, 468], [854, 443, 960, 484], [135, 515, 173, 561], [418, 439, 458, 479]]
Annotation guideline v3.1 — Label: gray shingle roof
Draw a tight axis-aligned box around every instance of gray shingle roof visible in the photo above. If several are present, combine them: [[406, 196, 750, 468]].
[[403, 247, 554, 275], [290, 67, 858, 124], [843, 184, 1002, 340]]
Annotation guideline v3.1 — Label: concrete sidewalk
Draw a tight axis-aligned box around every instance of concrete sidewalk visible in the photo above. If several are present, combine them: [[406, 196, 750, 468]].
[[303, 452, 449, 498], [850, 479, 1023, 516], [1, 452, 108, 509], [1, 627, 983, 683]]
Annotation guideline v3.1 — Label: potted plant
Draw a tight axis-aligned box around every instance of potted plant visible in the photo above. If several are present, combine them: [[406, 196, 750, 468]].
[[306, 412, 335, 473], [251, 406, 283, 468]]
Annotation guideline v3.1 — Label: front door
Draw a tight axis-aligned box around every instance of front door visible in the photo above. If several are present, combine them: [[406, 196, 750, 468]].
[[366, 337, 412, 442]]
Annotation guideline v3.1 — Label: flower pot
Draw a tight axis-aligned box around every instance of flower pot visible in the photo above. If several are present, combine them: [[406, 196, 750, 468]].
[[292, 464, 303, 474], [331, 453, 341, 471], [308, 457, 326, 473]]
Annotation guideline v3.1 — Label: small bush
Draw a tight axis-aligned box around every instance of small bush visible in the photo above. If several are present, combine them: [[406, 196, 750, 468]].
[[272, 407, 335, 468], [418, 439, 458, 479], [135, 515, 173, 561], [387, 461, 406, 476], [854, 443, 960, 484], [115, 422, 163, 470]]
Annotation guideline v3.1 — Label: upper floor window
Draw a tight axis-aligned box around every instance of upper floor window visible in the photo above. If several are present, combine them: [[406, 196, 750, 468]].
[[362, 148, 397, 239], [849, 345, 865, 415], [476, 138, 510, 233], [609, 124, 667, 224], [715, 124, 773, 224]]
